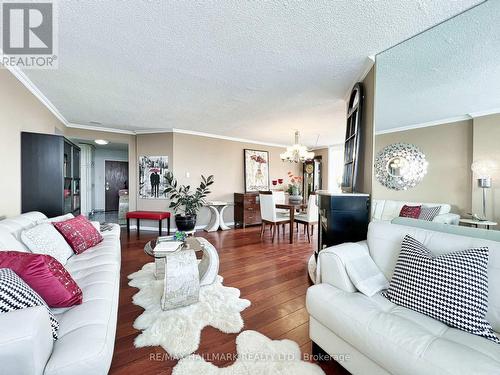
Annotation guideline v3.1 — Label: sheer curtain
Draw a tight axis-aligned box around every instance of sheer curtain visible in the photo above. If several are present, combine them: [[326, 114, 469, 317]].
[[79, 144, 95, 216], [328, 144, 344, 192]]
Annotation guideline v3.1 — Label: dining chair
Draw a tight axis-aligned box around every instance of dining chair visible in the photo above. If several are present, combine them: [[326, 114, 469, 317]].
[[294, 192, 318, 243], [273, 190, 288, 235], [259, 191, 290, 242]]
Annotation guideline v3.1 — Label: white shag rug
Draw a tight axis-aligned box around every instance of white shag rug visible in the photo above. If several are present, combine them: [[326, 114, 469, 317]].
[[173, 330, 325, 375], [128, 262, 251, 358]]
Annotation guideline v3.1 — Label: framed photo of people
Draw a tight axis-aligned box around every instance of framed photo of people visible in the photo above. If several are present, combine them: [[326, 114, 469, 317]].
[[138, 156, 169, 199]]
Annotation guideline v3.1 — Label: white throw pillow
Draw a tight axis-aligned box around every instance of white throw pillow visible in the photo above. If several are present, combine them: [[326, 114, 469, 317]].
[[38, 213, 74, 224], [345, 249, 389, 297], [21, 223, 74, 265], [0, 227, 29, 252]]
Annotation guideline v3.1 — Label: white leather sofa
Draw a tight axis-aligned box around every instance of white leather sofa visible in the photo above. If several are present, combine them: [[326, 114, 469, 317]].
[[0, 212, 121, 375], [306, 221, 500, 375], [371, 199, 460, 225]]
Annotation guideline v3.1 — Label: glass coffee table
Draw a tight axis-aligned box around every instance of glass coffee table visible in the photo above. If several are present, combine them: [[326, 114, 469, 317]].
[[144, 237, 199, 310]]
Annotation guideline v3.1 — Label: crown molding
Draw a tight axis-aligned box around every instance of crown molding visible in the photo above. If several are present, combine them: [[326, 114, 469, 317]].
[[4, 60, 321, 148], [468, 108, 500, 118], [375, 115, 472, 135], [66, 122, 136, 135], [134, 129, 174, 134], [4, 62, 69, 126], [171, 128, 288, 148]]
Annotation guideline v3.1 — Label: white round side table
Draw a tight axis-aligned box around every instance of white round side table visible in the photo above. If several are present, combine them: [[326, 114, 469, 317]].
[[204, 201, 233, 232]]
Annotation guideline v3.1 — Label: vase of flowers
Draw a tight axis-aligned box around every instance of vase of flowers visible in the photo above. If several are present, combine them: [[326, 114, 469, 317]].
[[287, 172, 303, 203], [164, 172, 214, 231]]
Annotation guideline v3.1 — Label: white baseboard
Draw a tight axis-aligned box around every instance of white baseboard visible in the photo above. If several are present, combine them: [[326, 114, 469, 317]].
[[126, 222, 235, 232]]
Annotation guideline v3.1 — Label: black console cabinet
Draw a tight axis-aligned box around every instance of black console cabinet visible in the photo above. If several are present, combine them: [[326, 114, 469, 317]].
[[317, 192, 370, 256], [21, 132, 81, 217]]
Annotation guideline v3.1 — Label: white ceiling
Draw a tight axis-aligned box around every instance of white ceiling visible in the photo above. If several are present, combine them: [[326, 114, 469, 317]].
[[375, 1, 499, 132], [22, 0, 482, 147]]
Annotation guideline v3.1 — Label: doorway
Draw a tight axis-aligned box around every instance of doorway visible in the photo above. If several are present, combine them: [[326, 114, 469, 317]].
[[105, 160, 129, 211]]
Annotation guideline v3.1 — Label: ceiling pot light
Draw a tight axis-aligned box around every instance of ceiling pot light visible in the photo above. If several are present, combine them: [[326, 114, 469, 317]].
[[280, 131, 314, 163], [94, 139, 109, 145]]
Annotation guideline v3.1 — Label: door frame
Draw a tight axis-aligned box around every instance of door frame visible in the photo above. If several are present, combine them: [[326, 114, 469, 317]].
[[104, 159, 129, 212]]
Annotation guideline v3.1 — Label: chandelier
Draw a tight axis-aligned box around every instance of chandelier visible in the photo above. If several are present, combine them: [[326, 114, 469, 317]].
[[280, 131, 315, 163]]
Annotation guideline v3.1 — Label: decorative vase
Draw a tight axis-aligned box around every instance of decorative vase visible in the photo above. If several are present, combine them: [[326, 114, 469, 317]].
[[289, 186, 303, 203], [175, 214, 196, 231]]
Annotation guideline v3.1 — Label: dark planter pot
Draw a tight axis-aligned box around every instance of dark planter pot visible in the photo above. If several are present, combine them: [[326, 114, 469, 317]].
[[175, 214, 196, 231]]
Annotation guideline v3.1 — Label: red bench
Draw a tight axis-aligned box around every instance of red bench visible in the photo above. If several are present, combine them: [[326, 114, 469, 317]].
[[126, 211, 171, 236]]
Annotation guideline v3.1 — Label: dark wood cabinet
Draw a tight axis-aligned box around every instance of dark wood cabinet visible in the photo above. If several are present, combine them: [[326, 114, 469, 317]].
[[234, 192, 261, 228], [317, 192, 370, 257], [22, 132, 81, 217]]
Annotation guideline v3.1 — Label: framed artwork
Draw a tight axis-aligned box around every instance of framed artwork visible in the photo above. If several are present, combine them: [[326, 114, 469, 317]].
[[244, 149, 270, 192], [138, 156, 169, 199]]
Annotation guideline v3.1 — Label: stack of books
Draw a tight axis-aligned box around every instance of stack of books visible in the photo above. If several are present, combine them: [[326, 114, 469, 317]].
[[154, 240, 183, 253]]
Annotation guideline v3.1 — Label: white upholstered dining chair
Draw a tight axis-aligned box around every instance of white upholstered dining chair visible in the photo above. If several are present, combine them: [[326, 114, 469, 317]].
[[294, 193, 318, 243], [259, 191, 290, 242]]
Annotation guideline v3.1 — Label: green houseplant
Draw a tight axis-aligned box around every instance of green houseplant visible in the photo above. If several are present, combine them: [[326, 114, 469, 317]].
[[164, 172, 214, 231]]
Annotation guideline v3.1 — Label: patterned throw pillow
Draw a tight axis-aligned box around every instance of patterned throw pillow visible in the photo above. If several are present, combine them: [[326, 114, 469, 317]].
[[418, 206, 441, 221], [384, 235, 499, 343], [0, 251, 82, 308], [21, 223, 73, 265], [53, 215, 103, 254], [0, 268, 59, 340], [399, 205, 422, 219]]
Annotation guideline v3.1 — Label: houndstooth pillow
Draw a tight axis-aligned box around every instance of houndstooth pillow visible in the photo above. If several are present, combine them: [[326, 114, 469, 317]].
[[383, 235, 499, 343], [0, 268, 59, 340], [418, 206, 441, 221]]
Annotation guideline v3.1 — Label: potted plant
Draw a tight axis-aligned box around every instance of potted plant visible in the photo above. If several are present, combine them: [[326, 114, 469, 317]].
[[287, 171, 303, 203], [164, 172, 214, 231]]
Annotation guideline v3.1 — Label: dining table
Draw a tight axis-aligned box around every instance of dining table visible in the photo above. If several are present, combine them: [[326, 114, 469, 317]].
[[276, 199, 308, 244]]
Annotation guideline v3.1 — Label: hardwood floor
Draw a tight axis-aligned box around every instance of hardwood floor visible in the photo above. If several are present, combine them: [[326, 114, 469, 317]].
[[110, 225, 350, 374]]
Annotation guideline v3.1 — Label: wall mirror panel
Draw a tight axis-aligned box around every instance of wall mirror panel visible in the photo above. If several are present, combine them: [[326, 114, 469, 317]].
[[373, 1, 500, 225]]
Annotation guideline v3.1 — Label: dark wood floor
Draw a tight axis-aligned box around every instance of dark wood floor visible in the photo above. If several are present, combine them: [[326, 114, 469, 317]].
[[110, 225, 350, 374]]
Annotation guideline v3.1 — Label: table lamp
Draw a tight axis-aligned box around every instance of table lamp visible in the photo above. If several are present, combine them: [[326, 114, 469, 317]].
[[471, 160, 496, 220]]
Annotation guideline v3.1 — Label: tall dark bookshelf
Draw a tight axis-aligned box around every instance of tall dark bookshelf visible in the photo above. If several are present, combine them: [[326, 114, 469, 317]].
[[21, 132, 81, 217]]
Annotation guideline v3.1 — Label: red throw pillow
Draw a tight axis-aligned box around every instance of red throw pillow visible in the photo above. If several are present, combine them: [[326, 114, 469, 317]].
[[399, 205, 422, 219], [54, 215, 103, 254], [0, 251, 82, 307]]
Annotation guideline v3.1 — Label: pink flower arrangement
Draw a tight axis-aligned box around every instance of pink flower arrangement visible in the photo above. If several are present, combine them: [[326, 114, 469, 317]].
[[287, 171, 302, 187]]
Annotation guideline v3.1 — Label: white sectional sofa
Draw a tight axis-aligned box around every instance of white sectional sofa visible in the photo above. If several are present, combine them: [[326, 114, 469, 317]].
[[0, 212, 121, 375], [371, 199, 460, 225], [306, 221, 500, 375]]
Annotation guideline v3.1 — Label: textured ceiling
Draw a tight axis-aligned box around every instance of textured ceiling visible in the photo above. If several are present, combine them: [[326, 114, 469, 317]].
[[23, 0, 481, 146], [376, 1, 497, 132]]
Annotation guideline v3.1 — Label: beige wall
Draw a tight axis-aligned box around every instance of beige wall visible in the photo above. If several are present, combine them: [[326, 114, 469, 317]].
[[313, 148, 329, 190], [172, 133, 301, 226], [136, 132, 173, 214], [0, 69, 65, 217], [472, 113, 500, 225], [372, 120, 473, 215], [357, 65, 375, 194]]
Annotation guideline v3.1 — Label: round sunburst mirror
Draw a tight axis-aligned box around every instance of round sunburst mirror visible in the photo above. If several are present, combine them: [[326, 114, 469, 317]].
[[375, 143, 428, 190]]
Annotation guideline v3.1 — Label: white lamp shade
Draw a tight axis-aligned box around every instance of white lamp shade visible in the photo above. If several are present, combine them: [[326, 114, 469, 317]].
[[471, 160, 497, 179]]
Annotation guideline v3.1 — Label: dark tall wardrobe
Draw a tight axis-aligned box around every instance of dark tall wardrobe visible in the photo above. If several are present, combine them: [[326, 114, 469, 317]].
[[21, 132, 81, 217]]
